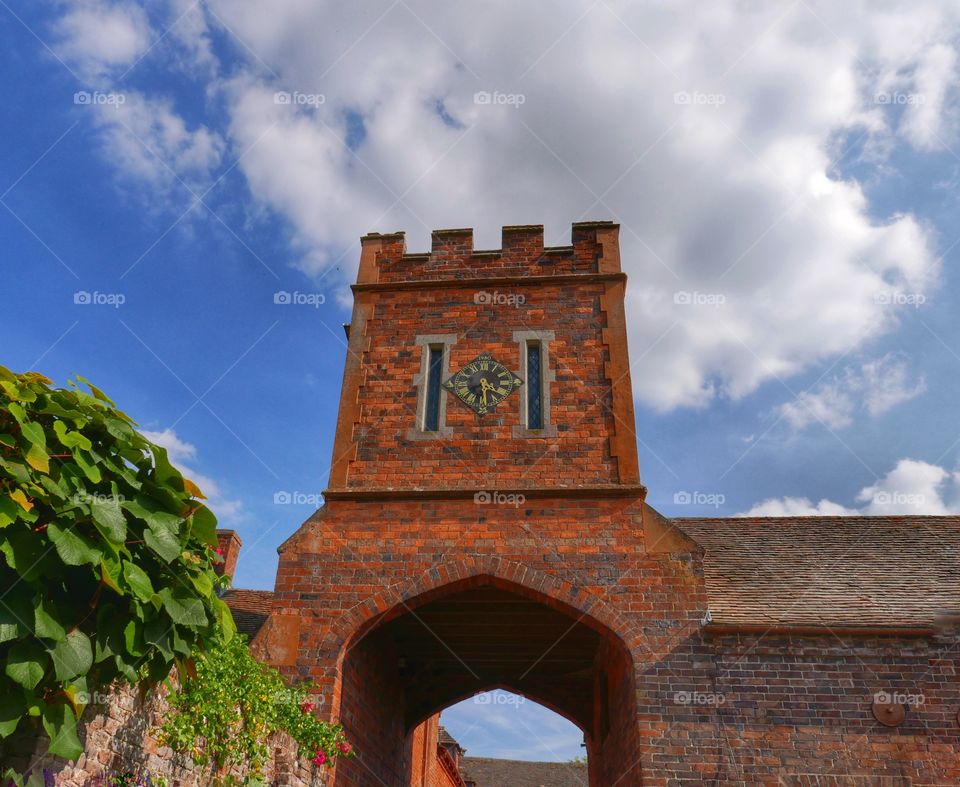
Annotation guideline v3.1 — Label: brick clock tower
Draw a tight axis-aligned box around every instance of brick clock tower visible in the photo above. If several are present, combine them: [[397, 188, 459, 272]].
[[266, 222, 705, 786], [254, 220, 960, 786]]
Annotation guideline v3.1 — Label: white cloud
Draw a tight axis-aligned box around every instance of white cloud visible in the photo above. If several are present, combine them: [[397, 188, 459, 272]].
[[894, 43, 958, 150], [739, 496, 858, 517], [56, 1, 152, 80], [207, 0, 951, 412], [140, 427, 195, 463], [58, 0, 960, 411], [741, 457, 960, 516], [857, 458, 960, 514], [88, 91, 224, 202], [141, 428, 244, 523], [861, 354, 928, 416], [778, 353, 926, 430]]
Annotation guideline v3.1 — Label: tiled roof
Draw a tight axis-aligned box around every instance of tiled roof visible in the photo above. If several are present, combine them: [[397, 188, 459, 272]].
[[674, 516, 960, 628], [439, 725, 463, 752], [460, 757, 587, 787], [222, 589, 275, 637]]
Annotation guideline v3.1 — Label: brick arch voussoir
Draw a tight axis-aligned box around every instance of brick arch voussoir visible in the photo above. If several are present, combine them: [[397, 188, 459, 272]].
[[330, 556, 631, 660]]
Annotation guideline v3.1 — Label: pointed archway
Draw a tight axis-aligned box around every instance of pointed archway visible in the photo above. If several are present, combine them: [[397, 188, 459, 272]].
[[330, 573, 641, 786]]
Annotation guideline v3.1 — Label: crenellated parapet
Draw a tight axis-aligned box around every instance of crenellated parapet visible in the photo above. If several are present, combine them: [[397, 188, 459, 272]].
[[357, 221, 621, 284]]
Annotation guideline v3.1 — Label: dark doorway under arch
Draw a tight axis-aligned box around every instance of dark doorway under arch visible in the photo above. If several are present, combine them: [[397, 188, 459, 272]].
[[333, 576, 640, 786]]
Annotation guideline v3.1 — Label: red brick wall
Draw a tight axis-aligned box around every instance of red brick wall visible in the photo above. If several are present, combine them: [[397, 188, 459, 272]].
[[408, 716, 432, 787], [342, 281, 620, 490], [272, 496, 698, 786], [0, 676, 322, 786], [707, 633, 960, 785], [333, 613, 411, 786], [330, 223, 636, 494], [407, 715, 461, 787], [364, 225, 607, 283], [266, 223, 960, 786]]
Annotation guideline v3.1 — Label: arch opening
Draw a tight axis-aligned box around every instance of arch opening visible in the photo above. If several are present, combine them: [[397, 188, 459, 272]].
[[332, 575, 640, 786], [442, 688, 586, 762]]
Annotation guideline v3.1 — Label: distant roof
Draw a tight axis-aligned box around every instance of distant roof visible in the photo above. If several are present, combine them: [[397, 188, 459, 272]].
[[222, 589, 275, 637], [674, 516, 960, 628], [460, 758, 587, 787], [438, 726, 463, 752]]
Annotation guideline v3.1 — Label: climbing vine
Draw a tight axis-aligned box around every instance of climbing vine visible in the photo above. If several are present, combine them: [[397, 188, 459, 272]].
[[159, 634, 353, 774], [0, 367, 234, 760]]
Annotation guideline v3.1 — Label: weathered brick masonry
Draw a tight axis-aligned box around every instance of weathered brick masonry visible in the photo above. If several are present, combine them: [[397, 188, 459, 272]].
[[255, 223, 960, 786]]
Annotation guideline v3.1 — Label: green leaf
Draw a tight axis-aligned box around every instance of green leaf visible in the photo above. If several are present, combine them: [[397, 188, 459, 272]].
[[114, 654, 138, 683], [48, 522, 101, 566], [1, 381, 23, 401], [94, 606, 124, 663], [34, 596, 66, 640], [41, 701, 82, 760], [123, 495, 183, 533], [123, 619, 145, 657], [0, 457, 31, 485], [171, 626, 192, 655], [100, 554, 122, 593], [104, 416, 135, 440], [144, 615, 173, 659], [18, 419, 46, 449], [0, 685, 26, 738], [0, 528, 49, 579], [6, 640, 47, 690], [122, 560, 155, 602], [76, 375, 114, 404], [189, 504, 218, 547], [0, 495, 18, 527], [150, 445, 180, 485], [71, 449, 101, 484], [0, 615, 21, 644], [216, 598, 236, 642], [53, 420, 92, 451], [38, 473, 70, 501], [158, 587, 208, 627], [144, 524, 181, 563], [50, 630, 93, 682], [0, 588, 32, 643], [24, 443, 49, 474], [90, 495, 126, 543], [190, 570, 213, 598]]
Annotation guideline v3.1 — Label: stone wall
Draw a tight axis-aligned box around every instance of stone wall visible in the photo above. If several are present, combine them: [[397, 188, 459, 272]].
[[1, 677, 327, 786]]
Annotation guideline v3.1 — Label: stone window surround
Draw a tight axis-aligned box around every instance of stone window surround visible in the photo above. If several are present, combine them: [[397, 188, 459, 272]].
[[513, 329, 557, 438], [407, 333, 458, 441]]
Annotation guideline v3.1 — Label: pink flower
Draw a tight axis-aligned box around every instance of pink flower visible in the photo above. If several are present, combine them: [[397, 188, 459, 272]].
[[312, 752, 327, 766], [338, 741, 352, 755], [216, 547, 224, 556], [300, 700, 316, 714]]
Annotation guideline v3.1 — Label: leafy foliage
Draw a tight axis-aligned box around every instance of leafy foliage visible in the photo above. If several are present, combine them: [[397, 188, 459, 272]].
[[159, 634, 353, 774], [0, 367, 234, 760]]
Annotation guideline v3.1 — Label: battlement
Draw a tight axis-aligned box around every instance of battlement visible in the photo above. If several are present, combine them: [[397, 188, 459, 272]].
[[356, 221, 621, 284]]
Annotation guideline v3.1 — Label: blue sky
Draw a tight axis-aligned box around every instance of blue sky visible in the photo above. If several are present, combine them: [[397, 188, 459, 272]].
[[3, 0, 960, 761]]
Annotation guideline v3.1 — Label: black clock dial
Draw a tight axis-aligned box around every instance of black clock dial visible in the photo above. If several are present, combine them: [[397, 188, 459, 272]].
[[443, 353, 523, 416]]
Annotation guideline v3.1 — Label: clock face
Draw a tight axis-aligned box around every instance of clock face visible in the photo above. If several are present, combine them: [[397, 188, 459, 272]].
[[443, 353, 523, 416]]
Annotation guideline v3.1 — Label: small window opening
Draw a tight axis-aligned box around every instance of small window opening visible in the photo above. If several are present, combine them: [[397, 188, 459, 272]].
[[526, 341, 543, 429], [424, 345, 444, 432]]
